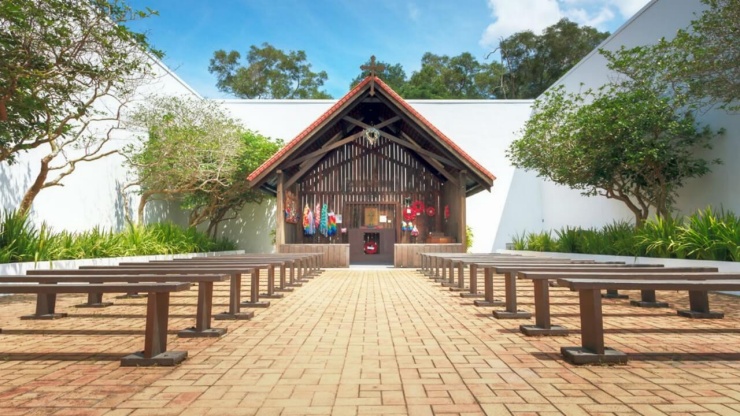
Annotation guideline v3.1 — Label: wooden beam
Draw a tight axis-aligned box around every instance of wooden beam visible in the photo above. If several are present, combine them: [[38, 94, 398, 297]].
[[282, 131, 363, 170], [400, 132, 458, 186], [343, 115, 401, 130]]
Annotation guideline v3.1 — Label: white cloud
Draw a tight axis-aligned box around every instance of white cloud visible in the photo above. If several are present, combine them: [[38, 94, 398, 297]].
[[479, 0, 563, 49], [479, 0, 651, 49], [608, 0, 652, 18], [408, 3, 420, 21]]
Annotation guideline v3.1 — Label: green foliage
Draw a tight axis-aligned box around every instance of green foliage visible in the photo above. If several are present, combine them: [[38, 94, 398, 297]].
[[0, 211, 235, 264], [512, 207, 740, 262], [123, 95, 282, 234], [0, 0, 161, 213], [401, 52, 506, 99], [350, 59, 408, 92], [465, 225, 474, 252], [603, 0, 738, 111], [509, 83, 720, 226], [209, 43, 331, 99], [496, 18, 610, 99]]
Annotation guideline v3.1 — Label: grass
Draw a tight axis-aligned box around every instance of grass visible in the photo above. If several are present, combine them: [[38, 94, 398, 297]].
[[0, 211, 236, 264]]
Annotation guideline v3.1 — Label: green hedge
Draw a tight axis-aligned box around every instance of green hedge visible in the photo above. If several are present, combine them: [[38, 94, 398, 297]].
[[0, 211, 236, 264], [511, 207, 740, 262]]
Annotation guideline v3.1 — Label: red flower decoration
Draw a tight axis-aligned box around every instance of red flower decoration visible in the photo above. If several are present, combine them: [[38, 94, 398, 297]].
[[426, 206, 436, 217], [444, 205, 450, 219], [411, 200, 425, 216]]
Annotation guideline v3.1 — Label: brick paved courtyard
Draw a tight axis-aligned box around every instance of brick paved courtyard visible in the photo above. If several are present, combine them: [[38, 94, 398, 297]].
[[0, 268, 738, 415]]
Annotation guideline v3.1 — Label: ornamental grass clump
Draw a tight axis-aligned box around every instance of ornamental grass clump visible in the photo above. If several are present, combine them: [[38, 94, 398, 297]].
[[0, 210, 236, 264]]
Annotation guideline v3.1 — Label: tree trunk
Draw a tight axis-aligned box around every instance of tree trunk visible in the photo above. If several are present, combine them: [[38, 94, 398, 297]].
[[137, 192, 152, 224], [18, 156, 53, 215]]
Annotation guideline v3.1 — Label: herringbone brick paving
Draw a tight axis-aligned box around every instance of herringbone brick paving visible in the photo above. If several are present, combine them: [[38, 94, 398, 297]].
[[0, 268, 738, 415]]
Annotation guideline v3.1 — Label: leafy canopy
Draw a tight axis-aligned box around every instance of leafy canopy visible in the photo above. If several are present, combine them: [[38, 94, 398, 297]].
[[496, 18, 610, 99], [209, 43, 331, 99]]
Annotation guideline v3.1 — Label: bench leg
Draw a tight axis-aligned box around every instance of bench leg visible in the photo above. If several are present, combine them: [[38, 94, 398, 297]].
[[22, 293, 67, 320], [474, 268, 503, 307], [215, 273, 254, 320], [630, 289, 669, 308], [461, 264, 483, 298], [602, 289, 628, 299], [276, 264, 294, 292], [121, 291, 187, 367], [678, 290, 724, 319], [179, 282, 226, 338], [493, 272, 531, 319], [261, 265, 284, 299], [561, 288, 627, 365], [242, 269, 270, 308], [521, 280, 567, 336], [76, 291, 114, 308]]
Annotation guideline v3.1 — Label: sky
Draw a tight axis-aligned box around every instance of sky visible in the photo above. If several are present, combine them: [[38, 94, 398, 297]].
[[124, 0, 653, 99]]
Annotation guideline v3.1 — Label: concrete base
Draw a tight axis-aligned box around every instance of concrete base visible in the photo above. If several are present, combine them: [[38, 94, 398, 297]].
[[449, 287, 468, 292], [492, 310, 532, 319], [260, 293, 284, 299], [473, 300, 505, 307], [520, 324, 569, 336], [177, 327, 226, 338], [677, 309, 724, 319], [76, 302, 114, 308], [460, 293, 484, 298], [286, 283, 303, 288], [241, 301, 270, 308], [630, 300, 669, 308], [561, 346, 628, 365], [440, 282, 457, 287], [214, 311, 254, 320], [116, 294, 144, 299], [21, 313, 68, 320], [275, 288, 295, 293], [120, 350, 188, 367]]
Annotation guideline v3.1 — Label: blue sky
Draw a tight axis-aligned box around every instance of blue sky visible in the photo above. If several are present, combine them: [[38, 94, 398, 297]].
[[125, 0, 652, 99]]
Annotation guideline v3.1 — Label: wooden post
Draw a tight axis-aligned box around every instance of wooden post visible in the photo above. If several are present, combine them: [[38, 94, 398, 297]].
[[275, 170, 286, 248], [458, 171, 467, 250]]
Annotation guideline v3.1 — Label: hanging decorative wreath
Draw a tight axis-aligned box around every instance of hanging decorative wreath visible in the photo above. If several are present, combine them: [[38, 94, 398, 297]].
[[411, 200, 425, 216], [426, 206, 436, 217], [444, 205, 450, 220], [403, 207, 415, 222], [364, 127, 380, 145], [363, 240, 378, 254]]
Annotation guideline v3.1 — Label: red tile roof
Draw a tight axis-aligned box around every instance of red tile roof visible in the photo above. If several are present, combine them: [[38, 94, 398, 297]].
[[247, 76, 496, 185]]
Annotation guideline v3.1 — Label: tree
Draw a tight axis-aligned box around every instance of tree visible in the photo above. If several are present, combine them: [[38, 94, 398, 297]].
[[123, 95, 281, 235], [350, 59, 407, 92], [603, 0, 738, 111], [508, 84, 720, 227], [403, 52, 506, 99], [495, 19, 609, 98], [0, 0, 161, 214], [209, 43, 332, 99]]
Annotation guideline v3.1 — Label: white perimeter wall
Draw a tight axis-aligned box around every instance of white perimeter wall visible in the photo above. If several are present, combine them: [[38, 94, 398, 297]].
[[218, 99, 534, 254], [0, 58, 201, 232], [527, 0, 740, 235]]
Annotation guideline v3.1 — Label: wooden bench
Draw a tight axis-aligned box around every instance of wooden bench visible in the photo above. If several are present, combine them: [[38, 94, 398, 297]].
[[468, 261, 622, 317], [0, 281, 192, 366], [418, 253, 520, 278], [515, 267, 719, 336], [81, 264, 268, 318], [23, 271, 233, 335], [556, 277, 740, 365]]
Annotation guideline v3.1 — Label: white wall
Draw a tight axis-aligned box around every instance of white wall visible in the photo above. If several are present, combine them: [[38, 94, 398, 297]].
[[530, 0, 739, 234], [0, 58, 202, 233]]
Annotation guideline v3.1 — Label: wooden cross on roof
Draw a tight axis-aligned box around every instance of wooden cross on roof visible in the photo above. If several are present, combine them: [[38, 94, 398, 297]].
[[361, 55, 385, 95]]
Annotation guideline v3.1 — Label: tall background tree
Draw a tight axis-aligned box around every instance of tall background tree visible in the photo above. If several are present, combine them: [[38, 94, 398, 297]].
[[123, 95, 281, 236], [507, 2, 736, 226], [209, 43, 332, 99], [0, 0, 161, 214], [495, 19, 610, 98]]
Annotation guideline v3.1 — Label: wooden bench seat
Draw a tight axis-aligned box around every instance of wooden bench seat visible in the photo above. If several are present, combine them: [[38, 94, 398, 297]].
[[22, 272, 231, 336], [515, 268, 719, 336], [80, 264, 267, 318], [0, 281, 191, 366], [556, 277, 740, 365]]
